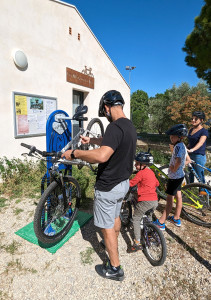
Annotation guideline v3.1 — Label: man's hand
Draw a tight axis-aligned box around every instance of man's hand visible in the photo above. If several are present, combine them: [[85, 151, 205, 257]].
[[80, 135, 90, 144], [61, 150, 73, 160]]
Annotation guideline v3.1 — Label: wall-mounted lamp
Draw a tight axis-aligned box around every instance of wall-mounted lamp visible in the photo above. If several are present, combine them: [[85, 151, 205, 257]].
[[12, 49, 28, 70]]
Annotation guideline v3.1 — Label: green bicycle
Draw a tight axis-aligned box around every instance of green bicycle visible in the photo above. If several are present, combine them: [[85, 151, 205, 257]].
[[150, 164, 211, 228]]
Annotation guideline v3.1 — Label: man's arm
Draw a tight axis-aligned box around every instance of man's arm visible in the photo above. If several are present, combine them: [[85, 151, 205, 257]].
[[61, 146, 114, 164]]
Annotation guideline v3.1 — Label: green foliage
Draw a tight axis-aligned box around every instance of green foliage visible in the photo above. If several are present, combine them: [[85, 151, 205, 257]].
[[136, 146, 171, 165], [182, 0, 211, 87], [72, 166, 96, 208], [131, 90, 149, 131], [147, 82, 211, 134], [0, 157, 46, 198]]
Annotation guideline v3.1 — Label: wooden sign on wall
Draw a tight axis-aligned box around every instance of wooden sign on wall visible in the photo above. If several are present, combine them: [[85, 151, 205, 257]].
[[66, 67, 94, 89]]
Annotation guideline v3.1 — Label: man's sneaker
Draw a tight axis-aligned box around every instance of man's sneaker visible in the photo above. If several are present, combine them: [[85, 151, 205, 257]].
[[127, 242, 143, 253], [153, 219, 165, 231], [167, 216, 181, 227], [95, 261, 125, 281]]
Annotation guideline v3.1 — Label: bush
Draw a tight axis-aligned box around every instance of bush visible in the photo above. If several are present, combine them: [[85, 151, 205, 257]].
[[0, 157, 46, 198]]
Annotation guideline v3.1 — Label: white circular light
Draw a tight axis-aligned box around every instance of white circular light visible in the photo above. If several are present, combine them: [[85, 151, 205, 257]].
[[12, 49, 28, 69]]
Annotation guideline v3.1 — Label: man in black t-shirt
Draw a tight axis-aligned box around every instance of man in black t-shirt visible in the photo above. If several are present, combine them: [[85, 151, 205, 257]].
[[62, 90, 137, 281]]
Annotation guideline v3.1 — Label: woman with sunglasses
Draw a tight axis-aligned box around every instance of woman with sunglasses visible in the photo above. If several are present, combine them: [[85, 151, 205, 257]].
[[187, 111, 209, 186]]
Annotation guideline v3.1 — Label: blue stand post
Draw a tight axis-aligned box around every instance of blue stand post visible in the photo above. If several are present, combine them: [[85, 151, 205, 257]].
[[41, 110, 72, 195]]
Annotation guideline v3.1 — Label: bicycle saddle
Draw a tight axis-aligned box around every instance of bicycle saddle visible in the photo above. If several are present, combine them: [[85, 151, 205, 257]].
[[73, 105, 88, 121]]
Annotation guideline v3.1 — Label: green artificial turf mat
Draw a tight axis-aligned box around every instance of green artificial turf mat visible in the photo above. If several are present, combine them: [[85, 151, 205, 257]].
[[15, 211, 93, 254]]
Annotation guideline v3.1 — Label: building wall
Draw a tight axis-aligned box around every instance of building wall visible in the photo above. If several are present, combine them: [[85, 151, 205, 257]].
[[0, 0, 130, 158]]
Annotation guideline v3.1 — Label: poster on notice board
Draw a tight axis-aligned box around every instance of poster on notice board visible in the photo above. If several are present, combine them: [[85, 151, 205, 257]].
[[13, 92, 57, 138]]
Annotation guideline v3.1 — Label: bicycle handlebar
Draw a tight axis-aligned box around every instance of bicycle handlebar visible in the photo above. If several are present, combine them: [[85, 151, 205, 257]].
[[21, 143, 62, 158]]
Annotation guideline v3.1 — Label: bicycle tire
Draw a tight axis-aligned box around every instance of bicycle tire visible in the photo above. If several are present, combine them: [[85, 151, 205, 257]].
[[181, 182, 211, 227], [34, 176, 81, 244], [142, 223, 167, 266], [120, 200, 132, 226], [86, 118, 104, 150], [154, 164, 189, 200]]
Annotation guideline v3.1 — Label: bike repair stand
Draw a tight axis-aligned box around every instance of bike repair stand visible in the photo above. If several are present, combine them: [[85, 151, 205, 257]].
[[41, 110, 72, 195]]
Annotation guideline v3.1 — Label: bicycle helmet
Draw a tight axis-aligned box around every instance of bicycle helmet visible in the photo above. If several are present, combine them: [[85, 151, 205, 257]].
[[135, 152, 154, 164], [166, 124, 188, 137], [192, 111, 205, 121], [98, 90, 125, 117]]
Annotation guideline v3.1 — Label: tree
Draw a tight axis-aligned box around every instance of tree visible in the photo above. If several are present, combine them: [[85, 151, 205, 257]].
[[182, 0, 211, 88], [147, 82, 210, 133], [130, 90, 149, 132], [148, 93, 172, 134], [167, 91, 211, 125]]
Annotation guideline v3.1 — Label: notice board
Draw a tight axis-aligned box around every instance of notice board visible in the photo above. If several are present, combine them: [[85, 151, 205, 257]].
[[13, 92, 57, 138]]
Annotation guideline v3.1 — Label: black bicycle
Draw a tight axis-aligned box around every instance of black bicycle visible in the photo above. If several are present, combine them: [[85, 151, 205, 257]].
[[120, 188, 167, 266], [21, 106, 104, 244]]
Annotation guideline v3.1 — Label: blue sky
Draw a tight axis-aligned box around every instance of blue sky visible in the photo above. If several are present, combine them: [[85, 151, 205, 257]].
[[63, 0, 205, 97]]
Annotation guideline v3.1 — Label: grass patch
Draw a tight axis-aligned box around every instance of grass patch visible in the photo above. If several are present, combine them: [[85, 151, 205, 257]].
[[14, 208, 24, 215], [0, 197, 8, 209], [5, 259, 37, 275], [2, 240, 21, 255], [80, 247, 95, 265]]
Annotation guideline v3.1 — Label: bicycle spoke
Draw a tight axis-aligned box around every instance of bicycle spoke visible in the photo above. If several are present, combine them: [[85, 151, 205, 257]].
[[181, 183, 211, 227]]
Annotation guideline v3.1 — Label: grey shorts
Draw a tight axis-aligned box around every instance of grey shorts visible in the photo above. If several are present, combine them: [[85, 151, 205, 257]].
[[94, 179, 129, 229]]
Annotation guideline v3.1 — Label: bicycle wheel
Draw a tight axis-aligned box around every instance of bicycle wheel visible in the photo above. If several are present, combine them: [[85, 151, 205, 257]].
[[120, 200, 132, 226], [142, 223, 167, 266], [86, 118, 104, 150], [181, 183, 211, 227], [153, 165, 189, 200], [34, 176, 81, 244]]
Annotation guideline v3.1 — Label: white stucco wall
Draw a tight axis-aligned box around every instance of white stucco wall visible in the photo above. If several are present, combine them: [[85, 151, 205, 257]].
[[0, 0, 130, 158]]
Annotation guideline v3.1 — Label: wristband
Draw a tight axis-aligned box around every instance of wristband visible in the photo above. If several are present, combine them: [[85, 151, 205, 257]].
[[71, 149, 76, 159]]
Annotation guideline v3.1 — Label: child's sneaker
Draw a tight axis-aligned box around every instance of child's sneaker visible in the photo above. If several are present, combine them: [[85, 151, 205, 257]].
[[153, 219, 165, 231], [95, 260, 125, 281], [167, 216, 181, 227]]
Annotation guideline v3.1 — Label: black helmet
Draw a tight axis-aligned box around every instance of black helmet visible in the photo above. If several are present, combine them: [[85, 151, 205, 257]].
[[98, 90, 125, 117], [192, 111, 205, 121], [166, 124, 188, 137], [135, 152, 154, 164]]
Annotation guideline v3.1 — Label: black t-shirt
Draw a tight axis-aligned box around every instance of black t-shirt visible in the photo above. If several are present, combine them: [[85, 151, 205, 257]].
[[95, 118, 137, 191]]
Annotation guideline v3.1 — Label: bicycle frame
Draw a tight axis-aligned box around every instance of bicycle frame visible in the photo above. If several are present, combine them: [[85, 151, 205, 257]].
[[188, 161, 211, 186], [150, 163, 210, 210]]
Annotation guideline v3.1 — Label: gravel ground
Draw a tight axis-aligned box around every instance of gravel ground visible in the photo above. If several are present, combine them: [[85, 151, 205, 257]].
[[0, 197, 210, 300]]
